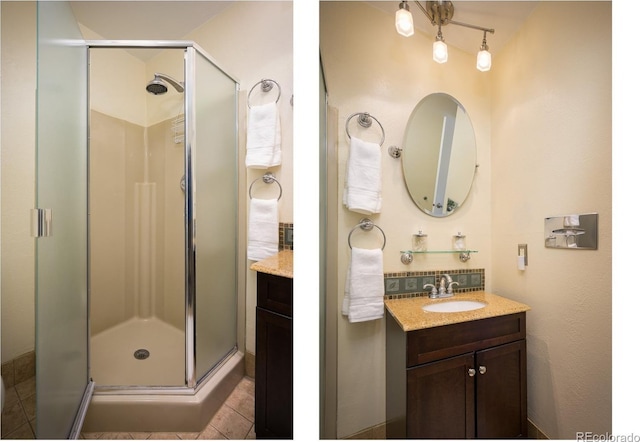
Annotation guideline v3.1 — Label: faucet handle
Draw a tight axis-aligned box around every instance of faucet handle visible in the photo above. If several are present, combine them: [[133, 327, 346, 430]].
[[447, 281, 460, 294], [423, 283, 437, 297]]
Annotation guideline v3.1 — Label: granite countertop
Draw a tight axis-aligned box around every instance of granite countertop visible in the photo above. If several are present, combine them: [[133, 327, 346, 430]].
[[385, 291, 530, 332], [249, 250, 293, 279]]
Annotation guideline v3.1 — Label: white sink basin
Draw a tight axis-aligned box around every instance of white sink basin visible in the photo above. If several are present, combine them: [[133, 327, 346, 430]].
[[422, 300, 487, 313]]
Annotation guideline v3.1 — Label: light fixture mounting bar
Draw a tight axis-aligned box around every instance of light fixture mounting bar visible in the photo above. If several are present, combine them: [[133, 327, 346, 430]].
[[413, 1, 494, 34], [448, 20, 494, 34]]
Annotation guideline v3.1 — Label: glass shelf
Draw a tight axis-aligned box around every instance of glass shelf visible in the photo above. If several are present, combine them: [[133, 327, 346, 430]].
[[400, 250, 478, 254]]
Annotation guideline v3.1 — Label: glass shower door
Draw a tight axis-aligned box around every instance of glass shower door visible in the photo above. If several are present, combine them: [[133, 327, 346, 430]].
[[185, 47, 238, 385], [35, 1, 92, 438]]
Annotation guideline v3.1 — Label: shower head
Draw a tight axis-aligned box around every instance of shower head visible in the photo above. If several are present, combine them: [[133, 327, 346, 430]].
[[146, 73, 184, 95]]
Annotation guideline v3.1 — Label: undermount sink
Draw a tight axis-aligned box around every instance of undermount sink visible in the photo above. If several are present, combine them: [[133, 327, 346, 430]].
[[422, 300, 487, 313]]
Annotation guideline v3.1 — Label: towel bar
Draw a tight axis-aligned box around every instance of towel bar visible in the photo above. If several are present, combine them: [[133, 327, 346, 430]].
[[345, 112, 385, 146], [248, 79, 281, 108], [249, 172, 282, 201], [348, 218, 386, 250]]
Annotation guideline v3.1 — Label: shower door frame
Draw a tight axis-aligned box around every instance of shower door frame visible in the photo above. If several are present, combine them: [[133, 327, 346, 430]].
[[86, 40, 240, 392]]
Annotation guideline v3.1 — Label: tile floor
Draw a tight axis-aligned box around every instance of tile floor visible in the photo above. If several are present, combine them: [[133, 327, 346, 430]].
[[1, 376, 256, 440]]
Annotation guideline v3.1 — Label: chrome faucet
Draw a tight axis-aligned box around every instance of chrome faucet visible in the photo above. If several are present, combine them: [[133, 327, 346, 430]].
[[424, 274, 458, 299], [423, 283, 438, 298], [438, 274, 449, 295]]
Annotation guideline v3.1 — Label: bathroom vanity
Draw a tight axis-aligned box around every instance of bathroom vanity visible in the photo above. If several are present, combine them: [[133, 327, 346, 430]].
[[251, 251, 293, 439], [385, 292, 530, 439]]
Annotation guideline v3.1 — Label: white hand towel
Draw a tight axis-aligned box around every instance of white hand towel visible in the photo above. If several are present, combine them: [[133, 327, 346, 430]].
[[247, 198, 279, 261], [343, 247, 384, 323], [343, 136, 382, 215], [246, 102, 281, 169]]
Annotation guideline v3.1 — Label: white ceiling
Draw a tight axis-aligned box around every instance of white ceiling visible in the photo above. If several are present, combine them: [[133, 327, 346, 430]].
[[70, 1, 234, 60], [367, 1, 539, 56], [70, 1, 539, 60]]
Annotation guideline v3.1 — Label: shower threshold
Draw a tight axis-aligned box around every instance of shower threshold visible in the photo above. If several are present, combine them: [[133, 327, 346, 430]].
[[83, 350, 244, 433]]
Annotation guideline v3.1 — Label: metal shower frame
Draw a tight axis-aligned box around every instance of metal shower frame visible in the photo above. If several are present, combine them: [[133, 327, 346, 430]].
[[85, 40, 240, 392]]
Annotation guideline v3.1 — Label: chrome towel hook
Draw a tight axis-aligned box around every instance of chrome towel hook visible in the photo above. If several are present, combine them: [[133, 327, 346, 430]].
[[345, 112, 385, 146], [348, 218, 386, 250], [248, 78, 281, 108]]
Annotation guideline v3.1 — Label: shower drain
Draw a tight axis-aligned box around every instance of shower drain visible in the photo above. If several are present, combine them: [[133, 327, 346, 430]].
[[133, 349, 150, 360]]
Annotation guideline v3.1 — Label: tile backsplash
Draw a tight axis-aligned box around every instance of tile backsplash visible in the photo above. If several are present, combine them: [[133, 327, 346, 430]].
[[279, 223, 293, 250], [384, 268, 485, 299]]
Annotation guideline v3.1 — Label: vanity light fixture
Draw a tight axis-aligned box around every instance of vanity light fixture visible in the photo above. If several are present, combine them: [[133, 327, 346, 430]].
[[476, 31, 491, 71], [396, 1, 415, 37], [395, 1, 495, 71], [433, 25, 448, 63]]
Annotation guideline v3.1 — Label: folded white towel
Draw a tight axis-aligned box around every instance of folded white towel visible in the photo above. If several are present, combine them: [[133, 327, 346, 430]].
[[247, 198, 279, 261], [343, 247, 384, 323], [246, 102, 281, 169], [343, 136, 382, 215]]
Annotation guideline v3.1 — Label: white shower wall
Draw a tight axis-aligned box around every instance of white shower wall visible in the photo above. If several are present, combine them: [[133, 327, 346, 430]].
[[89, 110, 185, 335]]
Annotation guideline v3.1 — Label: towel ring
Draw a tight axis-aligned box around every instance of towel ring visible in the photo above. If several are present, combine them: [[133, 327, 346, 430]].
[[248, 79, 281, 109], [249, 172, 282, 201], [348, 218, 386, 250], [345, 112, 385, 146]]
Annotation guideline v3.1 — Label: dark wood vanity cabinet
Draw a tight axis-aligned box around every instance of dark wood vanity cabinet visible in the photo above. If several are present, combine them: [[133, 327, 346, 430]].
[[386, 312, 527, 439], [255, 272, 293, 439]]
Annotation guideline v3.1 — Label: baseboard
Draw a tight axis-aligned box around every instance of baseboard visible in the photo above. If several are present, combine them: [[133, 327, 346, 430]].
[[245, 351, 255, 378], [528, 419, 550, 439], [1, 351, 36, 387], [344, 422, 386, 439]]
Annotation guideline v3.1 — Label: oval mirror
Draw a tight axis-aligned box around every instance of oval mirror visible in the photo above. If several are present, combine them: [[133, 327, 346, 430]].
[[402, 93, 477, 217]]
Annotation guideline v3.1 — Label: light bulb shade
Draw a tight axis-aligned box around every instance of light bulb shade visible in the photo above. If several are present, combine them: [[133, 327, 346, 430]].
[[433, 40, 448, 63], [395, 8, 414, 37], [477, 49, 492, 71]]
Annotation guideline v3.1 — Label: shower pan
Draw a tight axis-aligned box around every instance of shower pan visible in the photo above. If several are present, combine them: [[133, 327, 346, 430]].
[[34, 2, 242, 438]]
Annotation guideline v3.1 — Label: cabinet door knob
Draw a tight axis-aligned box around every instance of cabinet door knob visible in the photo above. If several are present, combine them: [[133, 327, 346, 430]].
[[479, 365, 487, 375], [468, 368, 476, 377]]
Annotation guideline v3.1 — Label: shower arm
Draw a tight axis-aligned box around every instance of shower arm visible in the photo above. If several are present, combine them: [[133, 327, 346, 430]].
[[155, 73, 185, 92]]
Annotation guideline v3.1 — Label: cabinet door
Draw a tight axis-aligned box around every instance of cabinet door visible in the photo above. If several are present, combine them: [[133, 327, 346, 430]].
[[255, 307, 293, 439], [407, 353, 475, 439], [257, 272, 293, 317], [476, 340, 527, 438]]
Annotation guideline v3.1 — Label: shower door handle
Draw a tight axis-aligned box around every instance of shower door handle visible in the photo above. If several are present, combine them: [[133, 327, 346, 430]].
[[31, 208, 53, 237]]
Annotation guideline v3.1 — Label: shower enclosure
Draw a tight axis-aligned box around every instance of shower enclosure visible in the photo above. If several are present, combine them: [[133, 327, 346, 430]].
[[35, 2, 241, 438]]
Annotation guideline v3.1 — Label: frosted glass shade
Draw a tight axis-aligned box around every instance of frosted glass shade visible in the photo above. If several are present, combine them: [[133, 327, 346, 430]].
[[433, 40, 448, 63], [395, 8, 414, 37], [477, 49, 492, 71]]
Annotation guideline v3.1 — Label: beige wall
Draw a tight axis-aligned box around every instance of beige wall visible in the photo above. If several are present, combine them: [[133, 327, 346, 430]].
[[490, 2, 612, 438], [321, 1, 492, 437], [321, 0, 611, 439], [81, 23, 149, 127]]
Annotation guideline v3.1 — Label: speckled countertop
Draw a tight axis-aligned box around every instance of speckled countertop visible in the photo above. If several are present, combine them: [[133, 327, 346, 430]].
[[249, 250, 293, 279], [385, 291, 530, 332]]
